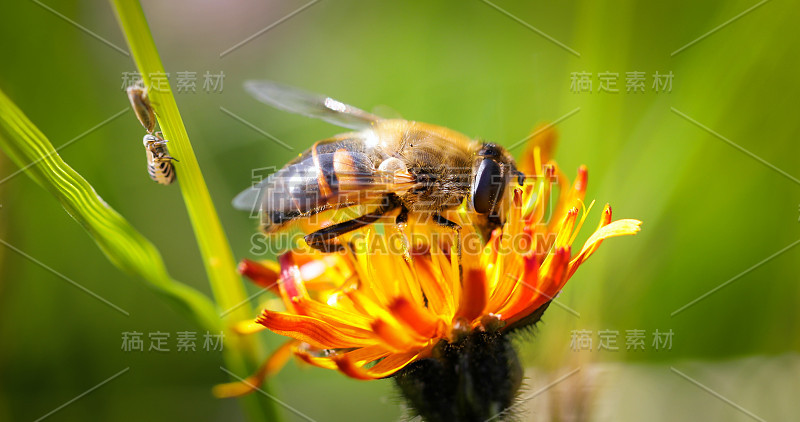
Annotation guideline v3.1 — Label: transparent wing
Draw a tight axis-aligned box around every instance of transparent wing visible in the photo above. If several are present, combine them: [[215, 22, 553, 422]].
[[232, 183, 263, 212], [233, 135, 381, 213], [232, 151, 384, 214], [371, 104, 404, 120], [232, 146, 406, 233], [244, 80, 381, 130]]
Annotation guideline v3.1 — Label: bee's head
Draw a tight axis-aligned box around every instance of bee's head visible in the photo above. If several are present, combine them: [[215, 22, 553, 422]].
[[142, 133, 158, 147], [470, 143, 523, 221]]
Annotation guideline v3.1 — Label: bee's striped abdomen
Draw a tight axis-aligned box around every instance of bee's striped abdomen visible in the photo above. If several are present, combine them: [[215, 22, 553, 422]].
[[255, 138, 380, 232], [143, 134, 177, 185], [147, 155, 176, 185]]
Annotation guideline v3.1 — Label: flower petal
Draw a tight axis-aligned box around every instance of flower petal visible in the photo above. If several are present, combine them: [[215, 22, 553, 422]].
[[388, 297, 441, 338], [277, 252, 309, 313], [568, 218, 642, 278], [256, 309, 376, 349], [371, 318, 427, 352], [518, 123, 558, 175], [454, 268, 488, 323], [334, 350, 421, 380], [494, 253, 540, 320], [295, 344, 392, 370], [212, 339, 297, 398], [413, 253, 451, 317], [505, 247, 570, 326], [238, 259, 281, 295], [292, 297, 373, 330], [345, 290, 428, 351], [232, 319, 268, 335], [294, 348, 339, 370]]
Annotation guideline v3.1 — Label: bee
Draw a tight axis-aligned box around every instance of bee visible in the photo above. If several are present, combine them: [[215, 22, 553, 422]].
[[143, 133, 177, 185], [127, 85, 156, 133], [233, 81, 524, 252]]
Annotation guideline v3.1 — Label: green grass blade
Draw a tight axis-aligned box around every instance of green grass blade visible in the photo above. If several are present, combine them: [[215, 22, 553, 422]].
[[0, 87, 220, 332], [110, 0, 253, 329], [110, 2, 281, 421]]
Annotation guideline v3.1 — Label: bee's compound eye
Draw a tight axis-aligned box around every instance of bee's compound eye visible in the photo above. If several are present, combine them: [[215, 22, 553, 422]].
[[471, 159, 505, 214]]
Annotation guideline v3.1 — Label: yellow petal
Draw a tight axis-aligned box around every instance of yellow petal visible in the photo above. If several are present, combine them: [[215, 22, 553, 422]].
[[334, 350, 421, 380], [518, 123, 558, 175], [371, 318, 426, 352], [388, 297, 441, 338], [454, 268, 488, 323], [257, 310, 376, 349], [212, 340, 297, 398], [577, 218, 642, 259], [232, 319, 267, 335], [238, 259, 281, 294], [295, 344, 392, 371], [506, 247, 569, 326], [293, 297, 372, 330], [568, 218, 642, 278]]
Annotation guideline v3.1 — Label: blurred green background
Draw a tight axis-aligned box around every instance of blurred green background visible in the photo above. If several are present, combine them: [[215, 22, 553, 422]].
[[1, 0, 798, 421]]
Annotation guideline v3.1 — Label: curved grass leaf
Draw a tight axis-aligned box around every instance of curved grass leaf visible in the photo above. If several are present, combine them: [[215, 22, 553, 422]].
[[0, 87, 220, 332]]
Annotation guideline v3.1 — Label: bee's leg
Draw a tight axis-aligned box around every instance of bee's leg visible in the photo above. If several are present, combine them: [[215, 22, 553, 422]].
[[431, 213, 462, 274], [304, 195, 400, 253], [155, 152, 178, 162], [395, 205, 409, 225]]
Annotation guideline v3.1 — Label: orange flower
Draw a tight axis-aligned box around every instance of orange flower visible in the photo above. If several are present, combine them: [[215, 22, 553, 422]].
[[215, 126, 641, 400]]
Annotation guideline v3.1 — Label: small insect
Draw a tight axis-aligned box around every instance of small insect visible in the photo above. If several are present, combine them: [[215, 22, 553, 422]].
[[127, 85, 156, 133], [143, 133, 177, 185], [233, 81, 524, 252]]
